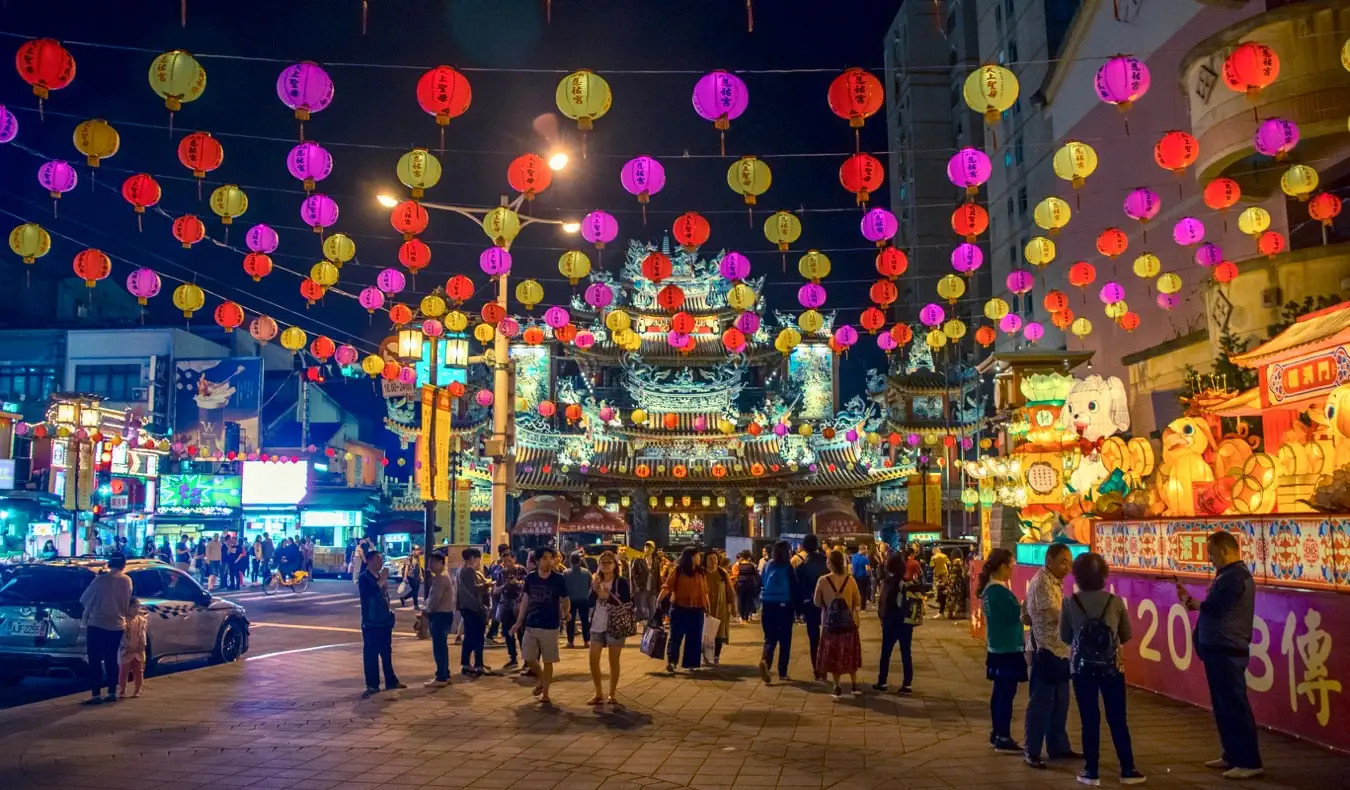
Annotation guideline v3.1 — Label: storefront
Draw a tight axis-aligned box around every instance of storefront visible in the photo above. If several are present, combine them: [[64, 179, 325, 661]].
[[151, 471, 243, 542], [240, 459, 308, 540], [297, 488, 376, 548]]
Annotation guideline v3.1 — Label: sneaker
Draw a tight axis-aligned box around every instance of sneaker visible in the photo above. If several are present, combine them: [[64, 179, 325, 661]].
[[830, 686, 842, 700], [993, 737, 1023, 755], [1222, 767, 1264, 780], [1023, 756, 1047, 770], [989, 731, 997, 746], [103, 693, 117, 703], [897, 686, 913, 695], [1205, 759, 1232, 770], [757, 660, 771, 684], [1076, 771, 1101, 786], [1120, 769, 1147, 785], [423, 679, 449, 688], [475, 666, 495, 676], [501, 660, 519, 671], [461, 667, 479, 677], [665, 663, 676, 674], [361, 687, 379, 698], [871, 683, 889, 692], [81, 696, 103, 706]]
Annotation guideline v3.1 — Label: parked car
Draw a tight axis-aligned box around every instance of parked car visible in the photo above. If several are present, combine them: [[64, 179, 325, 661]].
[[0, 557, 250, 685]]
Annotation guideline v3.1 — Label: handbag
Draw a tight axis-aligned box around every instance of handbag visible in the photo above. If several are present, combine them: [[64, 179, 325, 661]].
[[607, 598, 636, 639], [901, 581, 926, 627], [397, 578, 411, 598], [639, 613, 667, 659], [701, 614, 721, 663], [412, 611, 429, 640]]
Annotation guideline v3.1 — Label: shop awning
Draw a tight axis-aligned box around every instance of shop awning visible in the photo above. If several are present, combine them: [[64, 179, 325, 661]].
[[512, 495, 571, 536], [558, 505, 628, 535], [1208, 387, 1263, 417], [299, 488, 378, 510]]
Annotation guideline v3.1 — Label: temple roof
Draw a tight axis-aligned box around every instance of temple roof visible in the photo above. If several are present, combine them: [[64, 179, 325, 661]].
[[1230, 301, 1350, 368]]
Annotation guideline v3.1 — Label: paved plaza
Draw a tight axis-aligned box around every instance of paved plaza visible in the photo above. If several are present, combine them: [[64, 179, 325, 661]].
[[1, 615, 1346, 789]]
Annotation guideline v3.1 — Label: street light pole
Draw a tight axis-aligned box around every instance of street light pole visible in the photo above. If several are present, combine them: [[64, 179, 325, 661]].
[[423, 334, 439, 556]]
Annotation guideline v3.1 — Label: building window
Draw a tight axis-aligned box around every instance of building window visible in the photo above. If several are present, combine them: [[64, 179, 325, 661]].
[[1017, 186, 1028, 216], [1005, 0, 1016, 19], [1012, 97, 1023, 119], [1021, 289, 1035, 318], [1004, 150, 1014, 168], [995, 5, 1003, 34], [945, 11, 957, 38], [1009, 246, 1018, 268], [0, 365, 57, 403], [74, 364, 142, 401], [1009, 36, 1019, 64], [1015, 136, 1025, 166], [1006, 196, 1015, 220]]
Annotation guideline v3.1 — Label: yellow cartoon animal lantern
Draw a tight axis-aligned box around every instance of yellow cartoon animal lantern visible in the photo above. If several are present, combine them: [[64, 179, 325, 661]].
[[1159, 417, 1218, 516], [1319, 383, 1350, 470]]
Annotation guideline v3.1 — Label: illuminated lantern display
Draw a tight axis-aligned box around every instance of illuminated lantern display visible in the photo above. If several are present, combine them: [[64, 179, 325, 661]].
[[1099, 281, 1125, 304], [1309, 192, 1343, 226], [672, 211, 710, 251], [309, 260, 339, 288], [764, 211, 801, 252], [243, 252, 273, 282], [1071, 317, 1093, 338], [582, 210, 618, 250], [544, 306, 570, 330], [1024, 322, 1045, 343], [1154, 131, 1198, 174], [358, 286, 384, 313], [0, 105, 16, 143], [860, 207, 897, 247], [951, 203, 988, 242], [947, 147, 991, 196], [728, 284, 756, 314], [397, 239, 430, 274], [16, 38, 75, 100], [975, 325, 997, 347], [209, 184, 248, 225], [963, 64, 1018, 123], [919, 303, 945, 327], [389, 199, 428, 240], [1068, 261, 1096, 288], [280, 327, 307, 354], [657, 284, 685, 311], [869, 279, 898, 307], [946, 243, 981, 276], [719, 251, 751, 281], [1257, 230, 1286, 259], [1133, 252, 1161, 279], [983, 297, 1010, 320], [1237, 206, 1271, 237], [877, 331, 897, 353], [245, 223, 279, 254], [1024, 236, 1055, 267], [149, 50, 205, 114], [1253, 117, 1299, 159], [1032, 197, 1071, 236], [1280, 164, 1318, 201], [1052, 308, 1075, 330], [1172, 217, 1205, 246], [925, 329, 947, 349], [642, 251, 673, 282], [479, 246, 511, 277], [287, 141, 332, 192], [415, 65, 471, 147], [585, 282, 614, 309], [323, 233, 356, 267], [172, 214, 205, 248], [798, 283, 827, 309], [276, 61, 333, 124], [444, 310, 469, 333], [556, 69, 611, 130], [172, 282, 205, 317], [1213, 261, 1239, 283], [1194, 243, 1222, 268], [827, 67, 884, 130], [1119, 311, 1141, 331], [620, 156, 664, 215], [37, 159, 77, 200], [300, 194, 339, 233], [125, 267, 160, 305], [515, 279, 544, 310], [1123, 187, 1161, 225], [299, 278, 325, 305], [250, 316, 278, 345], [1203, 177, 1241, 211], [1156, 293, 1179, 310], [1094, 55, 1150, 110], [334, 345, 358, 368], [890, 323, 913, 345], [376, 267, 406, 295], [177, 131, 223, 179], [446, 274, 474, 303], [798, 310, 823, 333], [481, 206, 520, 247], [1095, 227, 1128, 258], [1043, 289, 1069, 313], [214, 301, 244, 333], [420, 294, 447, 317], [120, 173, 160, 229], [422, 318, 444, 338], [1007, 270, 1034, 295], [936, 274, 965, 304], [381, 361, 401, 381], [390, 303, 415, 325], [475, 324, 496, 345], [1156, 273, 1182, 295], [833, 325, 858, 349], [1052, 141, 1098, 189], [72, 119, 119, 167], [9, 222, 50, 264], [479, 302, 504, 325], [735, 312, 760, 335], [999, 314, 1023, 334], [499, 317, 521, 339], [798, 250, 831, 282], [397, 148, 441, 199], [692, 70, 749, 154], [876, 247, 908, 279], [727, 156, 771, 206], [839, 153, 883, 204], [1223, 41, 1279, 99]]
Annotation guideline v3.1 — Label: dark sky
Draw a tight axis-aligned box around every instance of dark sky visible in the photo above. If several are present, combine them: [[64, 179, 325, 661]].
[[0, 0, 905, 402]]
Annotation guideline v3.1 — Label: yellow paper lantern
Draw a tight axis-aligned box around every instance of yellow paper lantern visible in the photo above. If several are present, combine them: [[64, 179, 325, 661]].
[[798, 250, 831, 282], [718, 419, 735, 435], [322, 233, 356, 265], [208, 184, 248, 225], [280, 326, 308, 353], [727, 156, 772, 205], [775, 327, 802, 354], [9, 222, 51, 264], [482, 207, 521, 247], [926, 329, 948, 349], [420, 294, 447, 317], [936, 273, 966, 303], [1280, 164, 1319, 201], [1032, 197, 1071, 235], [798, 423, 814, 437], [1071, 317, 1093, 337], [943, 318, 967, 340], [963, 64, 1019, 123], [764, 211, 802, 251], [361, 354, 384, 377], [1237, 206, 1271, 236], [631, 408, 649, 425], [148, 50, 206, 112], [983, 297, 1010, 321], [555, 70, 612, 130], [396, 148, 442, 199], [620, 329, 642, 352], [309, 260, 339, 287], [558, 250, 592, 285], [444, 311, 468, 332], [171, 283, 204, 318], [605, 310, 631, 333], [473, 323, 495, 344], [798, 310, 824, 334], [515, 278, 544, 310], [1104, 300, 1129, 320], [72, 119, 120, 167], [1156, 272, 1182, 294], [1052, 141, 1098, 189], [727, 283, 757, 311], [1024, 236, 1057, 267], [1132, 252, 1160, 279]]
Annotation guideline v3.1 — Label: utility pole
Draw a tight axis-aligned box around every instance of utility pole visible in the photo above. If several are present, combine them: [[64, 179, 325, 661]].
[[423, 335, 440, 556]]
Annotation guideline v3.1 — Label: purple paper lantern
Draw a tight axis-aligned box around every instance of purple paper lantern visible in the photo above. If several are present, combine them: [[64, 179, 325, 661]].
[[286, 141, 333, 190], [1006, 269, 1034, 294], [1194, 243, 1223, 268], [0, 105, 18, 144], [1157, 293, 1179, 310], [575, 331, 595, 349], [961, 436, 973, 450], [735, 311, 760, 335], [1024, 322, 1045, 343], [719, 251, 751, 281], [919, 303, 946, 327], [1094, 56, 1151, 107], [1253, 118, 1299, 159], [584, 282, 614, 309], [581, 210, 618, 248], [1099, 281, 1125, 304], [860, 208, 898, 244], [299, 193, 339, 231], [834, 325, 859, 347], [773, 423, 789, 437], [498, 317, 520, 338], [335, 345, 359, 367], [544, 306, 570, 329], [245, 223, 279, 254], [906, 433, 921, 447], [422, 319, 444, 338], [398, 366, 416, 385], [478, 247, 511, 277], [276, 62, 334, 119], [358, 286, 385, 311], [376, 267, 406, 295], [667, 330, 690, 348], [1172, 217, 1205, 246], [946, 147, 991, 192], [798, 283, 827, 309], [877, 332, 898, 352], [999, 313, 1023, 334], [598, 406, 615, 422], [692, 70, 749, 126], [37, 160, 77, 197], [1123, 187, 1161, 222], [476, 390, 494, 408], [845, 429, 859, 443], [620, 156, 666, 200], [125, 267, 161, 303], [951, 243, 983, 274]]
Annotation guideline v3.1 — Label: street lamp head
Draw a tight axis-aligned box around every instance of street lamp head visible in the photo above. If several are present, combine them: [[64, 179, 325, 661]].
[[561, 221, 581, 234], [548, 152, 569, 171], [376, 194, 399, 209], [396, 328, 425, 363]]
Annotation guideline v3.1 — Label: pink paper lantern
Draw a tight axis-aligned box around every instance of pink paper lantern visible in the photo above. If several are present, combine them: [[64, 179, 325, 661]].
[[498, 317, 520, 338], [1024, 322, 1045, 343], [276, 62, 334, 118], [479, 246, 511, 276], [358, 286, 385, 311], [1157, 293, 1179, 309], [693, 415, 709, 432], [1253, 118, 1299, 158], [620, 156, 666, 200], [667, 330, 690, 348], [575, 331, 595, 349], [951, 243, 983, 274], [125, 267, 161, 303], [476, 390, 494, 407], [1194, 243, 1223, 268], [860, 208, 898, 244], [772, 422, 788, 437], [299, 193, 339, 231], [1006, 270, 1034, 294], [334, 344, 358, 367], [692, 71, 749, 125], [719, 251, 751, 281], [735, 311, 760, 335], [1123, 187, 1161, 222], [1094, 56, 1151, 107], [37, 159, 77, 197], [877, 332, 898, 352], [598, 406, 615, 422], [0, 105, 18, 144], [286, 142, 333, 189], [798, 283, 827, 309], [1172, 217, 1205, 246], [581, 210, 618, 248], [999, 313, 1023, 334], [422, 319, 444, 337], [919, 303, 945, 327], [376, 267, 406, 294], [584, 282, 613, 309], [245, 223, 279, 254], [1099, 281, 1125, 304], [834, 325, 858, 347], [398, 366, 416, 385], [946, 147, 991, 192], [544, 306, 570, 329]]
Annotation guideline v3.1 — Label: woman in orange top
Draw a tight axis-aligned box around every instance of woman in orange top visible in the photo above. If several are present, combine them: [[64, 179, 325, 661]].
[[658, 547, 708, 673]]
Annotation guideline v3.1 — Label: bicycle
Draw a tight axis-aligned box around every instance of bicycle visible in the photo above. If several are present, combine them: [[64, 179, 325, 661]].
[[263, 567, 311, 594]]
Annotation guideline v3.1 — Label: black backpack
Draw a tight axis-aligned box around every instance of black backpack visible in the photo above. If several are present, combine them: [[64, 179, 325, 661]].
[[1070, 593, 1120, 677], [824, 576, 856, 633]]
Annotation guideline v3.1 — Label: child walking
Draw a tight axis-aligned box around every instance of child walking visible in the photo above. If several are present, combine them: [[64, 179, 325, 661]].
[[118, 600, 148, 698]]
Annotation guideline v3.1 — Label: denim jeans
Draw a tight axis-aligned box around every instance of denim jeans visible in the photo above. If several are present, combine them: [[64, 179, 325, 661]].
[[428, 612, 454, 681], [1201, 647, 1262, 769], [736, 587, 757, 621], [1025, 649, 1073, 758], [361, 625, 398, 689], [459, 609, 486, 669], [1073, 673, 1136, 775], [567, 601, 592, 645], [86, 625, 122, 697], [990, 676, 1020, 739], [802, 603, 822, 677], [878, 616, 913, 687], [667, 605, 705, 669], [499, 607, 519, 662], [760, 602, 794, 678]]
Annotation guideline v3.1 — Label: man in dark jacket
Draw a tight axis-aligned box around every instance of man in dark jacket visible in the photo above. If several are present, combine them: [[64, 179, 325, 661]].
[[1177, 530, 1261, 780], [358, 550, 404, 697], [796, 534, 829, 680]]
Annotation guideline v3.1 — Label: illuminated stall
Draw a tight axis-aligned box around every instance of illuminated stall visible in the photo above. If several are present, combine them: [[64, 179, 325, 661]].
[[152, 471, 243, 541]]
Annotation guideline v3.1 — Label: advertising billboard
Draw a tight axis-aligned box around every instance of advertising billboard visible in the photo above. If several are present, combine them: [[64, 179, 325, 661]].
[[242, 460, 308, 506], [174, 357, 264, 456], [157, 474, 243, 516]]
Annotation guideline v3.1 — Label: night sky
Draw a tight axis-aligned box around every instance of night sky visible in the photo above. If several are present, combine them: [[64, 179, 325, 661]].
[[0, 0, 906, 406]]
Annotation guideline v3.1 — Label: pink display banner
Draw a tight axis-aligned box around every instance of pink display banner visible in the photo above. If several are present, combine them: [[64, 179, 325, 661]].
[[972, 561, 1350, 753]]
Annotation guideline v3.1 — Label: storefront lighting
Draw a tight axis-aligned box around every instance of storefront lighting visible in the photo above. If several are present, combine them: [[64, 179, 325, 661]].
[[620, 495, 630, 507], [664, 496, 674, 508], [396, 328, 425, 363], [768, 495, 778, 507], [648, 496, 657, 507], [745, 496, 754, 507], [597, 495, 607, 506], [55, 403, 76, 425], [701, 496, 710, 507], [716, 496, 725, 507], [444, 338, 470, 367]]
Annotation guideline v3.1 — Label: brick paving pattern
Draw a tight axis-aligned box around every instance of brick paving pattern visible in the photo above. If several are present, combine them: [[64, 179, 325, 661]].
[[1, 616, 1345, 789]]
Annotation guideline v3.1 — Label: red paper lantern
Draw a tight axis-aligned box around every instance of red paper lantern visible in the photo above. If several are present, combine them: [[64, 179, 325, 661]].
[[415, 65, 472, 126], [657, 284, 685, 311], [506, 153, 551, 200], [399, 239, 431, 273], [1051, 307, 1075, 330], [663, 413, 679, 430], [642, 251, 673, 282], [15, 38, 75, 99], [839, 153, 884, 204], [523, 326, 545, 345], [172, 214, 206, 248], [1222, 42, 1279, 100], [480, 302, 505, 325], [951, 203, 988, 242], [446, 274, 474, 303], [869, 279, 898, 307], [390, 303, 414, 325], [827, 67, 884, 128], [1042, 290, 1069, 313], [1213, 261, 1239, 283], [299, 278, 325, 305], [860, 307, 886, 333], [1257, 230, 1286, 259], [177, 131, 224, 179], [213, 301, 244, 332], [1119, 311, 1141, 331], [1068, 261, 1097, 288], [381, 361, 401, 381], [671, 311, 695, 334], [554, 324, 578, 344], [890, 323, 913, 345], [747, 422, 763, 437], [389, 199, 429, 240], [975, 325, 997, 347], [1309, 192, 1343, 226], [120, 173, 161, 218], [1153, 130, 1198, 174], [72, 249, 111, 287], [1095, 227, 1128, 258], [1203, 178, 1241, 212], [309, 336, 335, 361], [672, 212, 710, 251], [875, 248, 908, 280], [721, 327, 745, 351], [565, 403, 583, 423], [243, 252, 272, 282]]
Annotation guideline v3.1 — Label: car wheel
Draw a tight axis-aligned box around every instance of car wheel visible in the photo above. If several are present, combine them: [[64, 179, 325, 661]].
[[214, 619, 245, 663]]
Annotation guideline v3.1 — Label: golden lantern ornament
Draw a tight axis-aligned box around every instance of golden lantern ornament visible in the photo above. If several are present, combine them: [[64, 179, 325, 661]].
[[9, 222, 51, 265], [798, 310, 824, 334], [727, 156, 771, 221], [148, 49, 206, 128], [72, 119, 120, 167], [1052, 141, 1097, 190], [558, 250, 591, 285], [1032, 197, 1071, 236], [555, 70, 611, 131], [936, 273, 966, 304], [1280, 164, 1318, 201], [280, 326, 307, 354], [515, 278, 544, 311], [208, 184, 247, 225], [798, 250, 831, 282], [322, 233, 356, 267], [396, 148, 442, 199], [964, 64, 1019, 124], [482, 206, 521, 248], [171, 282, 205, 319]]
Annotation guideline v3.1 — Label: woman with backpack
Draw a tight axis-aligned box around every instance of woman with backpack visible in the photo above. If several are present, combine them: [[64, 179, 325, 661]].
[[757, 540, 803, 684], [733, 551, 760, 623], [813, 550, 863, 699], [1060, 552, 1145, 786], [979, 548, 1026, 755], [873, 553, 918, 694], [657, 547, 708, 674]]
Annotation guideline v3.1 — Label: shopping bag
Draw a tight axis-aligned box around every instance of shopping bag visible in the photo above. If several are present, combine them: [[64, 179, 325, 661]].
[[640, 614, 667, 659], [396, 579, 411, 598], [701, 614, 721, 664]]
